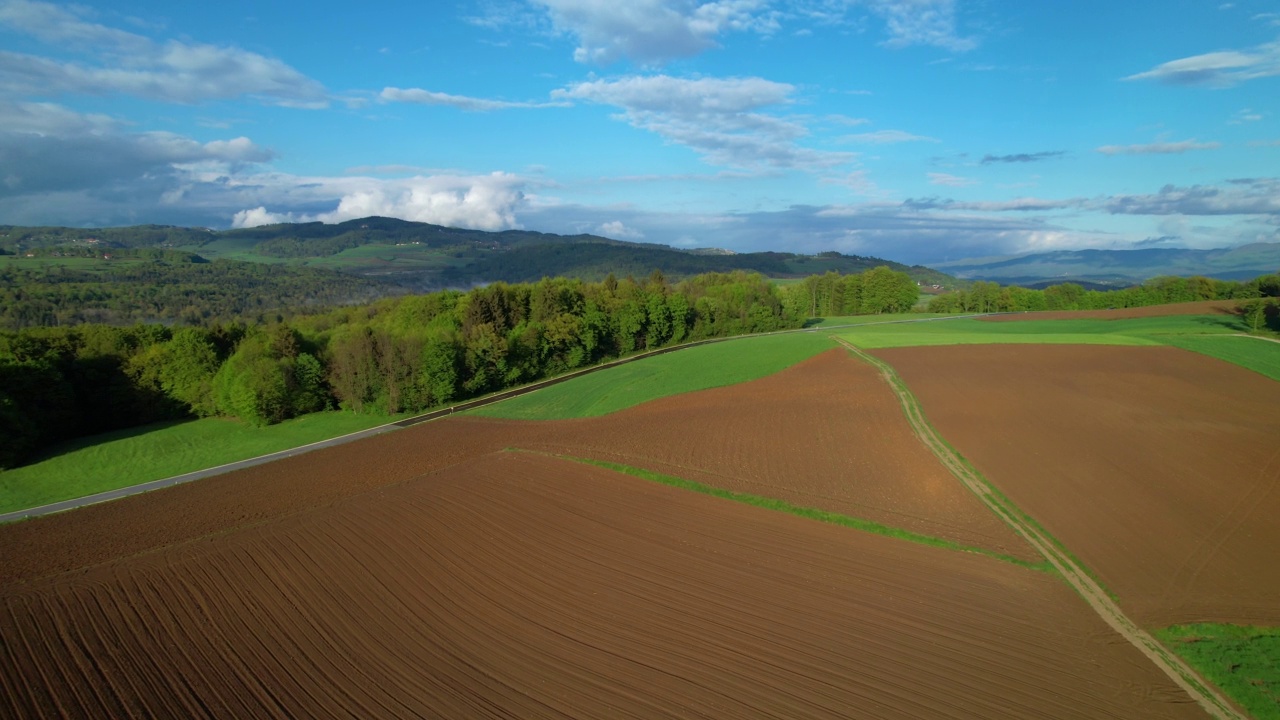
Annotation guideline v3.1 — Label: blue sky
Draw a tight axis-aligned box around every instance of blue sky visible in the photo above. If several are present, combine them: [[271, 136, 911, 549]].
[[0, 0, 1277, 264]]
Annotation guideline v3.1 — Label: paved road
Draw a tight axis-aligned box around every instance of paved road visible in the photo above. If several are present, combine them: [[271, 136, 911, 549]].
[[0, 314, 1002, 525]]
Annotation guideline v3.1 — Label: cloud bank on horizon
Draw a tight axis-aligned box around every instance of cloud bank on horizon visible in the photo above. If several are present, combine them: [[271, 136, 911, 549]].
[[0, 0, 1276, 264]]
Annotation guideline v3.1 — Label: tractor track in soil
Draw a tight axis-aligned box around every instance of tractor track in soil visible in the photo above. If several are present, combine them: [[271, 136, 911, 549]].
[[832, 336, 1246, 720]]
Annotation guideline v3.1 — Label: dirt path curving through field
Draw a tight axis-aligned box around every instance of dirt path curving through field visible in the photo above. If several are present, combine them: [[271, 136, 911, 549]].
[[832, 337, 1246, 720]]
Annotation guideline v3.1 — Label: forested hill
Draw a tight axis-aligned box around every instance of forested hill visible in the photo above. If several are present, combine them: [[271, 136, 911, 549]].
[[0, 217, 953, 290]]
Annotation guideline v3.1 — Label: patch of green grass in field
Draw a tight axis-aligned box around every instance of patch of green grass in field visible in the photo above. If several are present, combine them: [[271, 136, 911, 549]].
[[835, 314, 1245, 349], [543, 452, 1051, 572], [473, 332, 835, 420], [1160, 335, 1280, 382], [1157, 624, 1280, 719], [0, 411, 401, 514]]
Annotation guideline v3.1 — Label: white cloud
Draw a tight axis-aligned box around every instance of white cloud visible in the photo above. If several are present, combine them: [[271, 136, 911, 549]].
[[596, 220, 645, 239], [866, 0, 976, 52], [839, 129, 940, 144], [532, 0, 778, 64], [379, 87, 570, 111], [1229, 108, 1263, 124], [554, 75, 854, 169], [231, 206, 295, 228], [927, 172, 976, 187], [231, 173, 530, 231], [1124, 37, 1280, 88], [1096, 139, 1221, 155], [0, 0, 328, 106]]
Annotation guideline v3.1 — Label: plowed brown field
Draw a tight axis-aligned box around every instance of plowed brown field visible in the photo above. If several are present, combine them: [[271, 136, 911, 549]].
[[873, 344, 1280, 627], [980, 300, 1239, 322], [0, 349, 1035, 589], [2, 452, 1205, 718], [527, 349, 1037, 561]]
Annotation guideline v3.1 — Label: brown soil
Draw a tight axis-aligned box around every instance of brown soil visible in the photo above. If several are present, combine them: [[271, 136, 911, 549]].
[[0, 350, 1035, 589], [873, 344, 1280, 627], [530, 349, 1038, 562], [1, 452, 1205, 718], [980, 300, 1241, 322]]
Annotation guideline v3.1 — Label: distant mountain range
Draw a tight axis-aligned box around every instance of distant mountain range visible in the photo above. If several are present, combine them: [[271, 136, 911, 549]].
[[934, 243, 1280, 285], [0, 217, 954, 290]]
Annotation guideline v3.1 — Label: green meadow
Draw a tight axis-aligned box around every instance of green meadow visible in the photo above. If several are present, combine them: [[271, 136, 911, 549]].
[[1157, 624, 1280, 720], [0, 411, 399, 514], [472, 331, 835, 420]]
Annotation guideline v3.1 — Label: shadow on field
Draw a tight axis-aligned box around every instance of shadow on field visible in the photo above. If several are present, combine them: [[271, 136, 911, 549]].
[[1191, 314, 1248, 332], [22, 419, 198, 466]]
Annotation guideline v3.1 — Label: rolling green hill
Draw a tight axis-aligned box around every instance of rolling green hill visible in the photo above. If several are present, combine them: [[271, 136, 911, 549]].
[[0, 217, 954, 291]]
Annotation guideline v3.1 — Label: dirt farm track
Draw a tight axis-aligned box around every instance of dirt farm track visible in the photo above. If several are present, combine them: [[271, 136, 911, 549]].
[[0, 348, 1244, 717]]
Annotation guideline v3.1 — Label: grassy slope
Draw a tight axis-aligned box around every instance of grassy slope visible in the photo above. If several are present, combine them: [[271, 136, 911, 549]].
[[1160, 335, 1280, 382], [1157, 625, 1280, 720], [472, 332, 835, 420], [0, 411, 400, 514]]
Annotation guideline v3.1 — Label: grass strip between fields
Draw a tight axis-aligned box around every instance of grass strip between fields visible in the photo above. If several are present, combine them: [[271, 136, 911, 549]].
[[834, 337, 1248, 720], [1156, 624, 1280, 720], [524, 449, 1052, 573]]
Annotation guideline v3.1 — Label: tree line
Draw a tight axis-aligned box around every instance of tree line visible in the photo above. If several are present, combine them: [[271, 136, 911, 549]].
[[0, 270, 803, 469], [924, 273, 1280, 314]]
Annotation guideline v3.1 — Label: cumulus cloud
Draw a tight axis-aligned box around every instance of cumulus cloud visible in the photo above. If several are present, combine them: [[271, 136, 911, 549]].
[[839, 129, 939, 144], [596, 220, 645, 239], [1124, 37, 1280, 88], [554, 75, 854, 169], [379, 87, 570, 111], [980, 151, 1064, 164], [1096, 139, 1222, 155], [231, 173, 529, 231], [532, 0, 778, 64], [0, 0, 327, 106]]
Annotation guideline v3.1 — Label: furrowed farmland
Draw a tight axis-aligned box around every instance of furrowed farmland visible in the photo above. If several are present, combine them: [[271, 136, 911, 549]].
[[3, 304, 1278, 719]]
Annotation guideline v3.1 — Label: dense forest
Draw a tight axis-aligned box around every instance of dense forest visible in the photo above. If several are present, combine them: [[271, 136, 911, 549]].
[[3, 267, 920, 469], [0, 254, 393, 329]]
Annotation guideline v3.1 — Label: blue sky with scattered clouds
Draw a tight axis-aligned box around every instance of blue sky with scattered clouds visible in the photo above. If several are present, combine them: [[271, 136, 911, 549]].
[[1, 0, 1277, 263]]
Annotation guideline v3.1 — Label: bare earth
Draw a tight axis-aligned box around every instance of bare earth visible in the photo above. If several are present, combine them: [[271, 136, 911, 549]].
[[1, 451, 1205, 718], [873, 344, 1280, 627], [529, 349, 1038, 561], [980, 300, 1240, 322]]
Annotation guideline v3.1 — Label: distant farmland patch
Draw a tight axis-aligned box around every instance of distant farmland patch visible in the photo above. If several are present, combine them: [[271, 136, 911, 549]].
[[1160, 334, 1280, 382]]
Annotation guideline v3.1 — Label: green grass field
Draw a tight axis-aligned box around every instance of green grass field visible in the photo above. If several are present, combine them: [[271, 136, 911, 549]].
[[834, 314, 1247, 349], [472, 331, 835, 420], [1160, 335, 1280, 382], [0, 411, 401, 514], [1157, 624, 1280, 720]]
